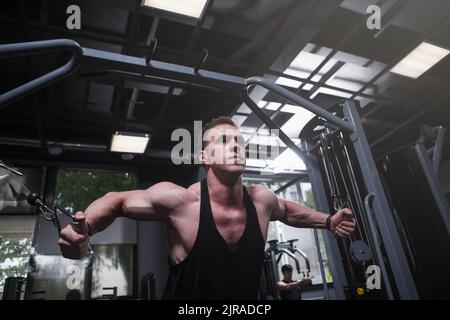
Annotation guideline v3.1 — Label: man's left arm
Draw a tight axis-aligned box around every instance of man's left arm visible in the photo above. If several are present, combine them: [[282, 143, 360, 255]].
[[272, 198, 356, 237]]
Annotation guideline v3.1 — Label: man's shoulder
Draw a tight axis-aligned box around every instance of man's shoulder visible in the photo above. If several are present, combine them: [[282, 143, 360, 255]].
[[246, 184, 278, 204], [151, 181, 200, 203], [247, 184, 275, 194], [186, 181, 201, 197]]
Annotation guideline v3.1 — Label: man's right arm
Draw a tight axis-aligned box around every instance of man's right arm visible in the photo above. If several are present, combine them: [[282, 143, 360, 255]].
[[58, 182, 189, 259], [86, 182, 188, 233], [276, 281, 301, 291]]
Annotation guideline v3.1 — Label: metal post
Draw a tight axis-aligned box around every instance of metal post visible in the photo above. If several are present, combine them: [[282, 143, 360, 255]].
[[415, 143, 450, 234], [313, 229, 329, 300], [341, 100, 419, 299], [432, 126, 446, 175], [363, 194, 394, 299], [269, 248, 280, 300], [302, 141, 348, 300]]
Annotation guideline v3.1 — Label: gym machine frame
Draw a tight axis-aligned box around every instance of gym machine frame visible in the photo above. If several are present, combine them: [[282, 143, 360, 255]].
[[0, 39, 418, 299], [416, 125, 450, 231]]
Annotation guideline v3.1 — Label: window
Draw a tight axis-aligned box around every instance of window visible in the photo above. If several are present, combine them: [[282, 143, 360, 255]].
[[54, 169, 136, 213], [244, 177, 333, 285], [53, 168, 137, 299], [0, 216, 35, 297], [25, 253, 92, 300], [0, 165, 40, 297], [91, 244, 135, 299]]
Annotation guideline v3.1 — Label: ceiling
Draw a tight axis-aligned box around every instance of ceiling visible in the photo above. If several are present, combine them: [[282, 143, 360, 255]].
[[0, 0, 450, 170]]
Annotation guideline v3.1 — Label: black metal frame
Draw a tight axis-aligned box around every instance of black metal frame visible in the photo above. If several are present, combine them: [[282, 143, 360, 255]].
[[0, 39, 82, 108], [415, 130, 450, 233]]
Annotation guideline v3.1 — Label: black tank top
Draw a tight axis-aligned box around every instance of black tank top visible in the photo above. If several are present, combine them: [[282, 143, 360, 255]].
[[163, 179, 265, 300]]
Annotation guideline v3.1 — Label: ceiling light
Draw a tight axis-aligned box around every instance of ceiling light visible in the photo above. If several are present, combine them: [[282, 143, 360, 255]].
[[310, 88, 352, 100], [110, 132, 150, 154], [276, 77, 302, 88], [390, 42, 450, 79], [143, 0, 208, 19]]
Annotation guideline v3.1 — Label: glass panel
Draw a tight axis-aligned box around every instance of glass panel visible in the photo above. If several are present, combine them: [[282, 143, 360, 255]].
[[90, 244, 135, 299], [0, 215, 35, 297], [300, 182, 333, 284], [54, 169, 136, 213], [317, 230, 333, 283], [25, 253, 92, 300], [300, 182, 315, 209], [243, 177, 331, 286]]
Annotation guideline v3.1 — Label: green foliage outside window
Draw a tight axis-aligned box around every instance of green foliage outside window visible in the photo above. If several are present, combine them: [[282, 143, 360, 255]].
[[55, 170, 136, 212], [0, 237, 32, 296]]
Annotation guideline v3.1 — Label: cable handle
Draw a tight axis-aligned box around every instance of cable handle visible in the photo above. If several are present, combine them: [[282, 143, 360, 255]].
[[28, 193, 85, 236], [54, 205, 94, 257], [54, 205, 89, 236]]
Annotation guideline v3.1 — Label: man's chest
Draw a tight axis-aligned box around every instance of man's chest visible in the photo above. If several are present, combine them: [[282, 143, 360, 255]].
[[210, 198, 272, 243]]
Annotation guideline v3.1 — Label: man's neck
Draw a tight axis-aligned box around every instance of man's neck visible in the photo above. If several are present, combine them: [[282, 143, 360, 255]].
[[206, 169, 243, 208]]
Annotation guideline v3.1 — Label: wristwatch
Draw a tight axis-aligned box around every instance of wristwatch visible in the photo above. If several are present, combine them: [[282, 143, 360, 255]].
[[326, 215, 332, 231]]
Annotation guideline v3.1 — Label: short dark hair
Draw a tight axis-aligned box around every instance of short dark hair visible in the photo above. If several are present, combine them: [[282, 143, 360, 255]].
[[281, 264, 293, 273], [201, 116, 238, 150]]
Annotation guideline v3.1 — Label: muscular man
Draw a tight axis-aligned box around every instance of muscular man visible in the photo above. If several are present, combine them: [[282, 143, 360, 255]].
[[58, 116, 356, 299]]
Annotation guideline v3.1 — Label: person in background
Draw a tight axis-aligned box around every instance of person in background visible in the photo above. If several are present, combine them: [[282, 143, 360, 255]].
[[277, 264, 313, 300]]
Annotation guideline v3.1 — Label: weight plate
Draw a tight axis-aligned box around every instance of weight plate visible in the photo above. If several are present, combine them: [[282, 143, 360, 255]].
[[350, 240, 372, 263]]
